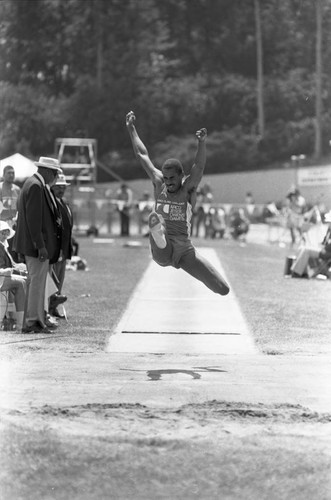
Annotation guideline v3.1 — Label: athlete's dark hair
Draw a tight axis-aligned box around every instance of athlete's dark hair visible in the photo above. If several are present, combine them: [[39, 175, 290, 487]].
[[161, 158, 184, 176]]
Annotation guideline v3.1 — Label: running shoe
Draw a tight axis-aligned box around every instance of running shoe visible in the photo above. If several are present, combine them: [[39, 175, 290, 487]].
[[148, 212, 167, 249]]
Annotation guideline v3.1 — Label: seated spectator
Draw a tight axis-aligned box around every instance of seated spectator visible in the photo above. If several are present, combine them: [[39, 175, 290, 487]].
[[0, 221, 27, 331], [229, 208, 250, 242], [291, 216, 331, 278], [206, 207, 226, 239], [263, 201, 280, 221]]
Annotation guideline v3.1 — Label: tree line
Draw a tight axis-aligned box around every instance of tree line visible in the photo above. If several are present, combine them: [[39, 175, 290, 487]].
[[0, 0, 330, 181]]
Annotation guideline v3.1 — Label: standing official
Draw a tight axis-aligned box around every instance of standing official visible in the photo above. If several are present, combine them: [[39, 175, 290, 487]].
[[50, 172, 73, 318], [13, 157, 63, 333], [116, 183, 133, 236]]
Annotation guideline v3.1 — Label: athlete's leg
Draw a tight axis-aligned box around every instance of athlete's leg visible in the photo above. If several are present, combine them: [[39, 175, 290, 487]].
[[179, 248, 230, 295], [148, 212, 173, 267]]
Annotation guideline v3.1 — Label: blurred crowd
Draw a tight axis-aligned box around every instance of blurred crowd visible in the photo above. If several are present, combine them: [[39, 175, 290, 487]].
[[98, 181, 331, 278], [85, 182, 329, 245]]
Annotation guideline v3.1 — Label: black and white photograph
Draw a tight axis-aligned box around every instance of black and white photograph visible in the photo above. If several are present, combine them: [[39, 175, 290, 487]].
[[0, 1, 330, 499]]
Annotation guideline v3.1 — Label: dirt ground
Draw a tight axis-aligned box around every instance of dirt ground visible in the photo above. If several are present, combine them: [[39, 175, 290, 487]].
[[1, 333, 331, 500], [1, 398, 331, 500]]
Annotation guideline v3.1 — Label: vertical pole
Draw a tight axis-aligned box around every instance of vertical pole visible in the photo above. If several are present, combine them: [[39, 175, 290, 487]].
[[315, 0, 323, 159], [254, 0, 264, 138], [88, 143, 96, 230], [22, 276, 30, 330]]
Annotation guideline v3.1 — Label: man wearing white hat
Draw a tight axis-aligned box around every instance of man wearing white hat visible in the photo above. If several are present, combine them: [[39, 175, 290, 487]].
[[0, 221, 27, 331], [50, 172, 73, 318], [13, 157, 63, 333]]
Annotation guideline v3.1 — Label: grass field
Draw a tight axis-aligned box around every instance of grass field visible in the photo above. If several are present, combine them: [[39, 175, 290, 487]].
[[1, 230, 331, 500], [62, 232, 331, 356]]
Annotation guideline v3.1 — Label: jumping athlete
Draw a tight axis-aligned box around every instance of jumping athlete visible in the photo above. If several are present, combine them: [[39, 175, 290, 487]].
[[126, 111, 230, 296]]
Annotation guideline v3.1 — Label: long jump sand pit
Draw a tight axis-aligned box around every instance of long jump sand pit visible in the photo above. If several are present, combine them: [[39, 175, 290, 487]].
[[1, 239, 331, 499]]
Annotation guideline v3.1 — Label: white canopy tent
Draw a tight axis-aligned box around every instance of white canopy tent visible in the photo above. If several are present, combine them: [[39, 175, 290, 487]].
[[0, 153, 37, 182]]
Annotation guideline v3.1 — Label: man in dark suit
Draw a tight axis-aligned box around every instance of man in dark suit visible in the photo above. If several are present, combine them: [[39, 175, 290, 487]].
[[50, 172, 74, 318], [13, 157, 63, 333]]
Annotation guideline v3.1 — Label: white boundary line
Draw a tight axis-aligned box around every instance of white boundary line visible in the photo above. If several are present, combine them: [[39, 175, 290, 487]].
[[107, 248, 256, 354]]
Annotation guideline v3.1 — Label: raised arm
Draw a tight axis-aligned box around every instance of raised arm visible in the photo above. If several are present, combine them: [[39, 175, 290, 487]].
[[185, 128, 207, 190], [126, 111, 163, 185]]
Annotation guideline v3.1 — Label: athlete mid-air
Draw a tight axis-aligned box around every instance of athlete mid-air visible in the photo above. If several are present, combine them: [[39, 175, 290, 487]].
[[126, 110, 230, 296]]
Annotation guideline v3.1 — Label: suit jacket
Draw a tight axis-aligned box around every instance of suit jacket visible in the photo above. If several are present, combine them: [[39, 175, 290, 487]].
[[57, 198, 73, 260], [13, 174, 62, 264]]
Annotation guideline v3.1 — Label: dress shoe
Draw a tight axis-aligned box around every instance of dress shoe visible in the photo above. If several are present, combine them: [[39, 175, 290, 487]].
[[22, 323, 53, 334], [49, 308, 66, 319], [45, 318, 58, 329], [49, 293, 67, 308], [51, 293, 67, 302]]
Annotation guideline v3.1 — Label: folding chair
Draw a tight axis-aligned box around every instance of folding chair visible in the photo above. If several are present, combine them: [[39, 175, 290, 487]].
[[308, 257, 331, 279], [307, 222, 331, 279]]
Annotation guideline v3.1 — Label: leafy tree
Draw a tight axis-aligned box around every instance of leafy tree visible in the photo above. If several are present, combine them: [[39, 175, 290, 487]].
[[0, 0, 330, 173]]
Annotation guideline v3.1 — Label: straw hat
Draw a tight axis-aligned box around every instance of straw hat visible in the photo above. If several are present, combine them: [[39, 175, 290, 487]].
[[55, 173, 70, 186], [0, 221, 15, 239], [35, 157, 62, 171]]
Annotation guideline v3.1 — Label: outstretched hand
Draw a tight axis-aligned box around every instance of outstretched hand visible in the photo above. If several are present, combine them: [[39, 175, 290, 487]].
[[126, 110, 136, 128], [196, 128, 207, 142]]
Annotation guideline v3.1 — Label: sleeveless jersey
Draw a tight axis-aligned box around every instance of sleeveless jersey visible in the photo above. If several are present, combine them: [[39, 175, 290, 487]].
[[155, 183, 192, 238]]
